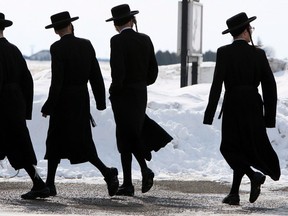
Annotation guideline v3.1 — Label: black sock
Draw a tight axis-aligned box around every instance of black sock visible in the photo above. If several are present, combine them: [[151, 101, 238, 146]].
[[121, 153, 133, 186], [89, 156, 108, 176], [24, 165, 45, 190], [229, 170, 244, 195], [245, 167, 255, 180], [46, 158, 60, 187], [133, 151, 148, 171]]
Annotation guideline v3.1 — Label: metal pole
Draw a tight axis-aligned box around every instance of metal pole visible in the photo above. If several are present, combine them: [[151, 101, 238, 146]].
[[191, 58, 198, 84], [180, 0, 188, 87]]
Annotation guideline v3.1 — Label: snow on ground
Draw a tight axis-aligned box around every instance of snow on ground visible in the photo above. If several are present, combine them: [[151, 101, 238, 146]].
[[0, 60, 287, 190]]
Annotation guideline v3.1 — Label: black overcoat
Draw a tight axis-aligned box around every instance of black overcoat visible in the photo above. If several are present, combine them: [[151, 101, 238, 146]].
[[41, 34, 106, 164], [203, 40, 280, 181], [0, 38, 37, 169], [109, 29, 172, 154]]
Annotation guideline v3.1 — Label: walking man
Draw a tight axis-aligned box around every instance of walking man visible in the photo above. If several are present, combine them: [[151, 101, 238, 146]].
[[203, 12, 280, 205], [0, 12, 49, 199], [106, 4, 172, 196], [42, 11, 119, 197]]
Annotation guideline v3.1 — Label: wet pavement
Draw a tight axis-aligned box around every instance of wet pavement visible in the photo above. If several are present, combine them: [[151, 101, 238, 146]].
[[0, 180, 287, 215]]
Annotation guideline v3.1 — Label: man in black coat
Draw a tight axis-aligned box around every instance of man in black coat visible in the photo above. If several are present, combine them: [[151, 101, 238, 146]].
[[203, 12, 280, 205], [42, 11, 119, 197], [106, 4, 172, 196], [0, 13, 49, 199]]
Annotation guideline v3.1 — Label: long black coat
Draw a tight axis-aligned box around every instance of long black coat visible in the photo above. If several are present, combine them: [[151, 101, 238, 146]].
[[109, 29, 172, 154], [0, 38, 37, 169], [41, 34, 106, 164], [203, 40, 280, 181]]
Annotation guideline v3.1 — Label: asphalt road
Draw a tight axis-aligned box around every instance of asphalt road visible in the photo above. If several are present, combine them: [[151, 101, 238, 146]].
[[0, 180, 287, 215]]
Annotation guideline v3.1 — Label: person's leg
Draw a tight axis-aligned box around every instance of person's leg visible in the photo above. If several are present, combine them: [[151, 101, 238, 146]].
[[133, 151, 148, 171], [244, 167, 255, 180], [120, 152, 133, 187], [245, 167, 266, 203], [223, 166, 266, 205], [46, 158, 60, 187], [229, 170, 245, 195], [24, 164, 46, 190], [21, 165, 50, 199], [45, 158, 60, 196], [89, 156, 119, 197], [222, 169, 244, 205], [115, 152, 134, 196], [89, 157, 109, 176], [133, 151, 154, 193]]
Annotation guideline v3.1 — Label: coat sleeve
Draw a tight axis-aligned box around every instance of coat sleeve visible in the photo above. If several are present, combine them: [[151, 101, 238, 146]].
[[109, 36, 126, 96], [259, 50, 277, 128], [41, 47, 64, 115], [147, 38, 158, 86], [89, 45, 106, 111], [21, 60, 34, 120], [11, 47, 34, 120], [203, 47, 225, 125]]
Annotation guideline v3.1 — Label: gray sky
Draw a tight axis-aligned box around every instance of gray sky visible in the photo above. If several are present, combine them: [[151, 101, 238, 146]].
[[1, 0, 287, 59]]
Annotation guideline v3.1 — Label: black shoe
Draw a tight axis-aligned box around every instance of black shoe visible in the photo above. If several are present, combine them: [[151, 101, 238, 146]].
[[249, 172, 266, 203], [21, 187, 50, 200], [116, 185, 135, 196], [104, 167, 119, 196], [222, 194, 240, 205], [142, 168, 154, 193], [47, 185, 57, 196]]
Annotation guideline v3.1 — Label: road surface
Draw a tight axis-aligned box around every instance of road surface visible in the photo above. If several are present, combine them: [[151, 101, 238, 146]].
[[0, 180, 287, 215]]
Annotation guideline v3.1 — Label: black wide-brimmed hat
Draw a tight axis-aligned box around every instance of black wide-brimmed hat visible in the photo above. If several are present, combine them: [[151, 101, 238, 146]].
[[0, 12, 13, 28], [222, 12, 256, 35], [45, 11, 79, 29], [106, 4, 139, 22]]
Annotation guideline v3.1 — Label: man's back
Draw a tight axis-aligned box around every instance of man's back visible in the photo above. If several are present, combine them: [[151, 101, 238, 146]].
[[0, 38, 30, 84], [50, 34, 97, 86], [217, 40, 272, 88], [110, 29, 158, 86], [0, 37, 33, 119]]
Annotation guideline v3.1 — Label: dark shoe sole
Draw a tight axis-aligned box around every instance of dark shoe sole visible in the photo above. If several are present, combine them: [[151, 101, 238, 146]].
[[222, 194, 240, 205], [116, 185, 134, 196], [21, 187, 50, 200], [47, 185, 57, 196]]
